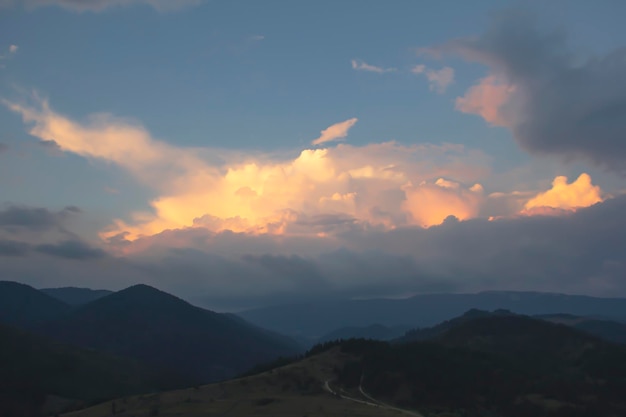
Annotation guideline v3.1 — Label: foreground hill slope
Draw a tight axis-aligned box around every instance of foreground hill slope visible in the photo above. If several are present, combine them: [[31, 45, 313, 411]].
[[40, 287, 113, 306], [61, 347, 409, 417], [64, 311, 626, 417], [40, 284, 302, 382], [0, 323, 192, 417], [0, 281, 70, 328]]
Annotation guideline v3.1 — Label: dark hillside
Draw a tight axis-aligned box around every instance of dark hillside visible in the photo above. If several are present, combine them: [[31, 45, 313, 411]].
[[39, 284, 302, 382], [0, 281, 70, 328]]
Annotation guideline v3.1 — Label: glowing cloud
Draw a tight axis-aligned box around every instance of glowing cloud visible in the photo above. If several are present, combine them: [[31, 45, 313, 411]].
[[311, 118, 358, 146], [403, 179, 484, 227], [9, 45, 18, 54], [455, 76, 515, 126], [6, 97, 495, 241], [351, 59, 396, 74], [524, 173, 604, 212]]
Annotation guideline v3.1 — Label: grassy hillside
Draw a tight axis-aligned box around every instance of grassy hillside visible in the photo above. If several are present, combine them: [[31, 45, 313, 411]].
[[61, 348, 410, 417]]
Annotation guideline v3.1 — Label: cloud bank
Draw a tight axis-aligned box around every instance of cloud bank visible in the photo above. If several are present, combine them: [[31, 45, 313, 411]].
[[1, 195, 624, 309]]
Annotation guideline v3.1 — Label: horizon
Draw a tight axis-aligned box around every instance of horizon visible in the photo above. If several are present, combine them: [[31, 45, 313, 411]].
[[1, 0, 626, 309]]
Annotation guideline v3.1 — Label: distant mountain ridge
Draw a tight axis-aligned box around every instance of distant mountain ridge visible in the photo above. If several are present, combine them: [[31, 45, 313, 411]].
[[238, 291, 626, 338], [40, 287, 113, 306]]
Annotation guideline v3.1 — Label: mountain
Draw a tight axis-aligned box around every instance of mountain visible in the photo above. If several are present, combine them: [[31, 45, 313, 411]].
[[536, 313, 626, 344], [238, 291, 626, 338], [39, 284, 302, 383], [317, 324, 410, 344], [0, 281, 70, 328], [40, 287, 113, 306], [0, 323, 192, 417]]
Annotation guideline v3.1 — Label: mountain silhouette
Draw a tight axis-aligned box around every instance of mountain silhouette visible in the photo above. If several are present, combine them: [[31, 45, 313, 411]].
[[0, 281, 70, 328], [39, 284, 302, 382]]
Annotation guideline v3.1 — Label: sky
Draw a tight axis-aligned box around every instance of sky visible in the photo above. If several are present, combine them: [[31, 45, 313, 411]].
[[1, 0, 626, 310]]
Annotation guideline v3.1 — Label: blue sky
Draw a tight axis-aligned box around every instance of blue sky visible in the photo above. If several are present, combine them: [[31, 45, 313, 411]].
[[1, 0, 626, 308]]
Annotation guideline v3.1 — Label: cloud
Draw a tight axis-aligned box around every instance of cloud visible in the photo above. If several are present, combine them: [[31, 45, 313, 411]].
[[0, 205, 80, 233], [6, 98, 493, 242], [311, 117, 358, 146], [249, 35, 265, 42], [438, 11, 626, 173], [35, 239, 106, 260], [4, 0, 203, 12], [403, 179, 483, 227], [9, 45, 18, 54], [4, 196, 626, 308], [412, 65, 455, 93], [455, 75, 515, 125], [0, 143, 7, 153], [524, 173, 604, 212], [351, 59, 396, 74]]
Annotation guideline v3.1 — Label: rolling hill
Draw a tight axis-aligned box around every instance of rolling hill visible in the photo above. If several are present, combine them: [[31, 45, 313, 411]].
[[39, 284, 302, 382]]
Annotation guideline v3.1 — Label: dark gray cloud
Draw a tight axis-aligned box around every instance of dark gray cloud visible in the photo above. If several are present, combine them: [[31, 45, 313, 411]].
[[0, 143, 7, 154], [445, 11, 626, 173], [35, 239, 106, 260], [0, 205, 79, 232]]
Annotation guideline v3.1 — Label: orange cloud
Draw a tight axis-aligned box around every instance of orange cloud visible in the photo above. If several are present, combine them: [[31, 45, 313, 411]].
[[403, 179, 484, 227], [311, 118, 358, 146], [524, 173, 604, 212], [455, 76, 515, 126], [7, 97, 495, 240]]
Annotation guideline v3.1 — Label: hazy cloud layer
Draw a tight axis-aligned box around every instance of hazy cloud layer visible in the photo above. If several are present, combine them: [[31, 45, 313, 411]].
[[0, 0, 203, 12], [1, 196, 624, 308], [440, 12, 626, 173]]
